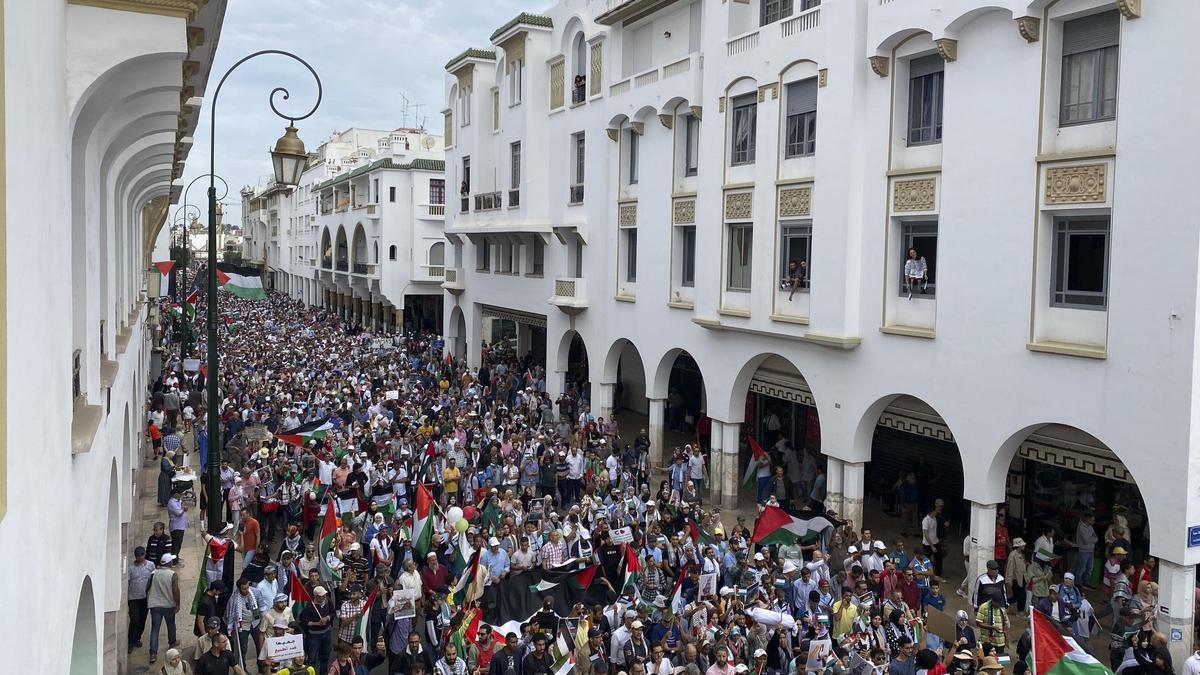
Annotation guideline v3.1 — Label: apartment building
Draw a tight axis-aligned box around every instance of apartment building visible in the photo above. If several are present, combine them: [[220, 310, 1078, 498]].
[[443, 0, 1200, 657]]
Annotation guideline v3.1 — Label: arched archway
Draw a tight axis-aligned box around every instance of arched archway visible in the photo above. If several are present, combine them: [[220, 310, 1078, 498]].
[[447, 305, 467, 361], [70, 576, 99, 675], [554, 330, 590, 407], [106, 461, 121, 613], [321, 228, 332, 267], [335, 226, 348, 271], [351, 223, 367, 272]]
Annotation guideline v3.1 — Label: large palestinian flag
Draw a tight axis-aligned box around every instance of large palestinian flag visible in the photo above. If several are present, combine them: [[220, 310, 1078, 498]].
[[449, 548, 487, 606], [215, 263, 266, 300], [741, 435, 770, 490], [276, 417, 333, 447], [318, 495, 341, 582], [529, 564, 597, 593], [1031, 607, 1111, 675], [751, 505, 835, 546], [411, 483, 434, 558]]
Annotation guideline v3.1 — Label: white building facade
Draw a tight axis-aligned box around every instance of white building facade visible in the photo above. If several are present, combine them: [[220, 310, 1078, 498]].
[[242, 127, 447, 331], [0, 0, 225, 672], [443, 0, 1200, 656]]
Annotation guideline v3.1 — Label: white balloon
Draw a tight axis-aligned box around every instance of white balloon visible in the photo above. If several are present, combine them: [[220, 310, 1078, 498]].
[[446, 506, 464, 524]]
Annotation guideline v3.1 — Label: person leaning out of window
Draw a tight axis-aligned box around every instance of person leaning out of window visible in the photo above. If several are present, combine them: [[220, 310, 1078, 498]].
[[904, 248, 928, 299]]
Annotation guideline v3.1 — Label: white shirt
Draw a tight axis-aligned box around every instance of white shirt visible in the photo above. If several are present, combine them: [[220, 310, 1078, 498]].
[[688, 454, 706, 480], [922, 514, 940, 546], [1182, 652, 1200, 675]]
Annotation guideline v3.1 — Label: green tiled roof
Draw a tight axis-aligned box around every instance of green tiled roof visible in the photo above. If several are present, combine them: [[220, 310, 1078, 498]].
[[314, 157, 445, 191], [489, 12, 553, 42], [445, 48, 497, 72]]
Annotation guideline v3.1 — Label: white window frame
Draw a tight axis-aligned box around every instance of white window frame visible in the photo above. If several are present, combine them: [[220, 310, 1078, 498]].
[[726, 222, 754, 292], [620, 223, 638, 282], [1051, 216, 1110, 309], [684, 114, 700, 177], [628, 131, 640, 185], [778, 222, 812, 292], [677, 224, 696, 287], [730, 94, 757, 166], [899, 221, 938, 297]]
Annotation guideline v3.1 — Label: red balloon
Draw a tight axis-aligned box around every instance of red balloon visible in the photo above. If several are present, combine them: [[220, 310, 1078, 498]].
[[463, 505, 477, 521]]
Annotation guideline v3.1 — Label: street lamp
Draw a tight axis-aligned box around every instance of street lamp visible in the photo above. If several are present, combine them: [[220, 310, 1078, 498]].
[[172, 174, 228, 372], [205, 50, 321, 534]]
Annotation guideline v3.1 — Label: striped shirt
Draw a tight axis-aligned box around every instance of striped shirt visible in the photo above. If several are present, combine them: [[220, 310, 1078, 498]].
[[541, 540, 567, 569]]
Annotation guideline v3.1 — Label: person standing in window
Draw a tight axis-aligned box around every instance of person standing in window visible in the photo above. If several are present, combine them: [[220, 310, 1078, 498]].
[[904, 248, 928, 299], [786, 260, 808, 300]]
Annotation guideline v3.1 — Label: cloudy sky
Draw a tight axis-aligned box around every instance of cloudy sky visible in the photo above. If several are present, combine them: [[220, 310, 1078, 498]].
[[181, 0, 529, 226]]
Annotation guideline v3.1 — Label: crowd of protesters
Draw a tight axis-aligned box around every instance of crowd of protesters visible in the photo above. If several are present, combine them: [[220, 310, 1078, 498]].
[[129, 289, 1177, 675]]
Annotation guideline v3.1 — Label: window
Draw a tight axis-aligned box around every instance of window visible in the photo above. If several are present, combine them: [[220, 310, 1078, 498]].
[[373, 179, 379, 203], [779, 223, 812, 292], [498, 241, 516, 274], [785, 78, 818, 158], [510, 142, 521, 190], [570, 132, 585, 203], [727, 223, 753, 291], [899, 221, 938, 297], [730, 94, 757, 165], [679, 225, 696, 287], [389, 186, 397, 203], [628, 131, 639, 185], [621, 224, 638, 282], [570, 238, 584, 277], [508, 60, 523, 105], [684, 114, 700, 177], [389, 245, 397, 261], [761, 0, 792, 25], [529, 237, 544, 276], [1060, 11, 1119, 125], [459, 86, 472, 126], [908, 55, 944, 145], [428, 242, 445, 269], [429, 179, 445, 205], [476, 239, 491, 272], [492, 89, 500, 131], [1052, 216, 1109, 308]]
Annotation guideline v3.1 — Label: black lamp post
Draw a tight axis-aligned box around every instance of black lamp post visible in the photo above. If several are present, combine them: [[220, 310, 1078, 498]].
[[204, 51, 321, 534], [173, 174, 228, 374]]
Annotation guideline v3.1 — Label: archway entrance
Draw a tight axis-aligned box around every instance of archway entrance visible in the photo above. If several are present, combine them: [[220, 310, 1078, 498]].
[[565, 332, 589, 402], [70, 577, 98, 675]]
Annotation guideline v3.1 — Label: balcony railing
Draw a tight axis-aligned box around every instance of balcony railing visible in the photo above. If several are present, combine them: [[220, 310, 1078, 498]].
[[322, 257, 333, 269], [634, 68, 659, 88], [609, 53, 698, 98], [335, 260, 348, 272], [572, 84, 587, 104], [610, 79, 631, 96], [569, 184, 584, 204], [550, 276, 588, 314], [423, 265, 445, 278], [366, 204, 378, 216], [419, 203, 445, 219], [460, 197, 470, 213], [474, 192, 502, 211], [727, 30, 760, 56], [508, 189, 520, 208], [781, 5, 820, 36]]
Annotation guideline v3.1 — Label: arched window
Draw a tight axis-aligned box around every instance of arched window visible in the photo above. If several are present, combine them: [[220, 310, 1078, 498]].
[[373, 241, 379, 263], [389, 245, 397, 261], [428, 242, 446, 267], [572, 33, 587, 103]]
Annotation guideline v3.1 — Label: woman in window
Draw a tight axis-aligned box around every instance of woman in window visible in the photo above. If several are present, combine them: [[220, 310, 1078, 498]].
[[904, 247, 928, 299]]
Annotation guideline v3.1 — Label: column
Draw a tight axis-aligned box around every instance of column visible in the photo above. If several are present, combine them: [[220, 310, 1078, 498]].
[[648, 398, 667, 470], [826, 457, 845, 518], [709, 420, 725, 506], [967, 501, 999, 599], [843, 461, 866, 533], [1158, 560, 1196, 665], [516, 323, 532, 357], [372, 302, 382, 332], [593, 382, 615, 421], [549, 369, 567, 402], [719, 421, 741, 510]]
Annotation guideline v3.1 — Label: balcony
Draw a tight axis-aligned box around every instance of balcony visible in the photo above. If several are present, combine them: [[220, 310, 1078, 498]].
[[423, 265, 445, 278], [322, 256, 333, 269], [781, 5, 821, 36], [419, 203, 446, 220], [335, 260, 348, 272], [353, 263, 378, 277], [366, 204, 379, 218], [508, 189, 520, 208], [550, 276, 588, 315], [569, 184, 585, 205], [441, 267, 465, 295], [572, 83, 586, 104], [474, 191, 502, 212], [608, 53, 702, 110]]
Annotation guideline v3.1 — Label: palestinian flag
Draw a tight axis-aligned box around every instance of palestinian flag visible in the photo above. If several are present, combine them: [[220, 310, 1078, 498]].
[[168, 304, 183, 319], [552, 650, 576, 675], [741, 435, 769, 490], [451, 608, 481, 658], [687, 518, 716, 546], [530, 564, 598, 593], [751, 505, 835, 546], [215, 263, 266, 300], [189, 569, 208, 615], [318, 495, 341, 582], [668, 567, 686, 615], [356, 586, 379, 646], [449, 548, 486, 606], [154, 260, 175, 297], [621, 544, 641, 591], [289, 570, 311, 619], [185, 289, 198, 321], [276, 417, 334, 447], [1031, 608, 1112, 675], [451, 531, 475, 574], [412, 483, 434, 558]]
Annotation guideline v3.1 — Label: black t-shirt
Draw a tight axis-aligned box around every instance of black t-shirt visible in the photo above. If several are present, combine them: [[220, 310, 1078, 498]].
[[195, 649, 238, 675], [195, 595, 219, 636]]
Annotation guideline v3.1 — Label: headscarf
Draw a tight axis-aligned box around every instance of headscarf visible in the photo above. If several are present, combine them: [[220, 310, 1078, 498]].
[[161, 648, 186, 675]]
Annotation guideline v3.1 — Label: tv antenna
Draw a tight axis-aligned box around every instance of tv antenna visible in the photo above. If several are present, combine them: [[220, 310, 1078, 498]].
[[398, 91, 425, 130]]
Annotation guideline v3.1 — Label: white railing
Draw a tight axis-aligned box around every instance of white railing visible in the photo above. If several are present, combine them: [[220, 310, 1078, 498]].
[[366, 204, 378, 215], [424, 265, 445, 278], [663, 56, 691, 79], [727, 30, 759, 56], [610, 79, 631, 96], [420, 203, 446, 218], [782, 6, 820, 36], [443, 268, 459, 284], [634, 68, 659, 88]]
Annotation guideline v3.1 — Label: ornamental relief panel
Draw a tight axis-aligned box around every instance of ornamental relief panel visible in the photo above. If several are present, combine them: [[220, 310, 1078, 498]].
[[673, 199, 696, 225], [724, 192, 753, 220], [778, 186, 812, 218], [618, 202, 638, 226], [1044, 164, 1107, 204], [892, 178, 937, 212]]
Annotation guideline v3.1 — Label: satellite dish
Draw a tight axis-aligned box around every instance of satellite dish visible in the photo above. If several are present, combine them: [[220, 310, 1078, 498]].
[[422, 136, 436, 150]]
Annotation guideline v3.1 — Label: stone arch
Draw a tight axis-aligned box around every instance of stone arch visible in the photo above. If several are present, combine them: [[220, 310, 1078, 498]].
[[630, 104, 659, 129], [601, 338, 649, 416], [120, 404, 132, 521], [335, 225, 349, 269], [351, 223, 367, 267], [942, 5, 1016, 37], [874, 28, 934, 54], [649, 347, 708, 407], [321, 227, 332, 265], [660, 95, 692, 118], [69, 576, 99, 675], [447, 305, 467, 361], [105, 461, 121, 613], [724, 76, 759, 97], [554, 329, 590, 400]]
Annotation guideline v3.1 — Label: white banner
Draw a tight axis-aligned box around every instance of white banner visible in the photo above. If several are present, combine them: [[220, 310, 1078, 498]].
[[610, 527, 634, 545], [265, 633, 305, 661], [183, 358, 201, 372], [698, 572, 718, 599], [336, 497, 359, 514]]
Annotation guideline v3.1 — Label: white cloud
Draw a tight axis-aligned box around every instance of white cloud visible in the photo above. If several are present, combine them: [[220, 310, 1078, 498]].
[[181, 0, 526, 224]]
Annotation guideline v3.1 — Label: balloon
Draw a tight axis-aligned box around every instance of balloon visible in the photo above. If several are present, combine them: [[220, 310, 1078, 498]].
[[462, 506, 477, 521], [455, 517, 470, 533], [446, 506, 463, 524]]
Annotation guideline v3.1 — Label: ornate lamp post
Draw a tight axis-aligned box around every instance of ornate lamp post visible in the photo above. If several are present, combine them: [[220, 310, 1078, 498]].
[[205, 51, 321, 533]]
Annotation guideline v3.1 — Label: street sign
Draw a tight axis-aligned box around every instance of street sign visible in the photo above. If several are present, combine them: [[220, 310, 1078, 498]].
[[1188, 526, 1200, 547]]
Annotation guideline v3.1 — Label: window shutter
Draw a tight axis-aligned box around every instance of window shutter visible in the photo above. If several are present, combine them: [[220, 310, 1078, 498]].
[[786, 78, 818, 116], [909, 54, 943, 79], [732, 92, 756, 108], [1062, 10, 1119, 55]]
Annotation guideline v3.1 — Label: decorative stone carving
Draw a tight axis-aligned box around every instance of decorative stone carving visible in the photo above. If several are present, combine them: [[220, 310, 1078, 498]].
[[1045, 164, 1107, 204], [757, 83, 778, 102], [1117, 0, 1141, 20], [630, 121, 644, 136], [778, 186, 812, 218], [658, 114, 674, 129], [606, 128, 619, 142], [818, 68, 828, 87], [869, 56, 889, 77], [673, 199, 696, 225], [1016, 16, 1041, 43], [935, 38, 957, 62], [724, 192, 753, 221], [718, 96, 726, 113], [690, 105, 703, 120], [892, 178, 937, 212], [618, 202, 637, 226]]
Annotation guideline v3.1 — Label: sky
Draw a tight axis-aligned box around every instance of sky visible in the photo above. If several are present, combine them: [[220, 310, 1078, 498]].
[[179, 0, 529, 228]]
